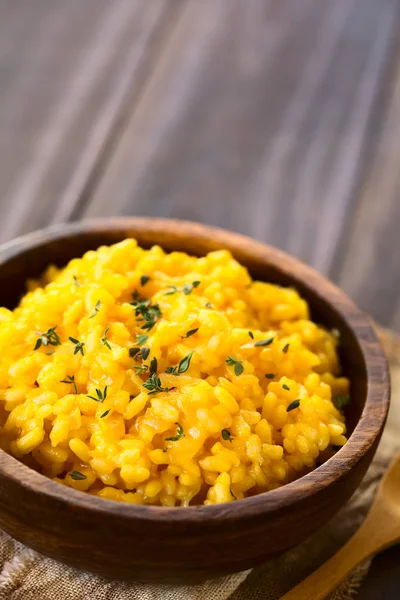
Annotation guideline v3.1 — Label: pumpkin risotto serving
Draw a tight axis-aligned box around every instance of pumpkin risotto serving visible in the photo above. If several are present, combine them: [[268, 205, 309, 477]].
[[0, 240, 350, 506]]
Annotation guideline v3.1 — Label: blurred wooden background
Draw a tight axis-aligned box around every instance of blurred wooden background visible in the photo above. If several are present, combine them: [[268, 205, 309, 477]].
[[0, 0, 399, 331], [0, 1, 400, 596]]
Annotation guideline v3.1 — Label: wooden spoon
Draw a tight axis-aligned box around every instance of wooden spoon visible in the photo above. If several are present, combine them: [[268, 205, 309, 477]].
[[281, 453, 400, 600]]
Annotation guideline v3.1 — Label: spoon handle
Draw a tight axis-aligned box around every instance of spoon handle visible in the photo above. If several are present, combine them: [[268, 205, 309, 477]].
[[280, 513, 392, 600]]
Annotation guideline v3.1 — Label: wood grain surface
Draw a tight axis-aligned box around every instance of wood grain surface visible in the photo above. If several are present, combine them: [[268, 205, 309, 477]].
[[0, 0, 180, 241], [0, 219, 389, 583], [280, 454, 400, 600], [0, 0, 399, 594]]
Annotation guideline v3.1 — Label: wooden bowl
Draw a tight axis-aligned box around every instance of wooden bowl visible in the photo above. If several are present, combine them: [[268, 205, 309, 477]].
[[0, 218, 390, 583]]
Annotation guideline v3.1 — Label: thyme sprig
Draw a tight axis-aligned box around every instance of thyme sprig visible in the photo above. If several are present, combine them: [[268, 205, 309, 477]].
[[133, 365, 148, 375], [89, 301, 101, 319], [183, 281, 200, 295], [164, 281, 200, 296], [225, 356, 244, 376], [69, 336, 85, 355], [87, 386, 108, 403], [60, 375, 77, 394], [165, 351, 194, 376], [165, 422, 185, 441], [34, 326, 61, 350], [101, 327, 111, 350], [142, 373, 169, 395], [130, 293, 161, 331]]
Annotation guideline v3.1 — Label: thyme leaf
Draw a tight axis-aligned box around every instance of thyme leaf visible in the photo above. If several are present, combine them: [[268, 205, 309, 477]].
[[221, 429, 232, 442], [286, 399, 300, 412], [70, 471, 86, 480], [254, 337, 275, 347], [225, 356, 244, 376], [182, 328, 199, 338]]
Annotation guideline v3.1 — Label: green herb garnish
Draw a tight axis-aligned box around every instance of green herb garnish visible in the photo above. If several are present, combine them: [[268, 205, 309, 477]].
[[129, 347, 141, 358], [141, 305, 162, 331], [100, 409, 111, 419], [143, 373, 169, 395], [248, 331, 254, 339], [87, 386, 108, 403], [34, 326, 61, 350], [286, 399, 300, 412], [101, 327, 111, 350], [140, 346, 150, 361], [165, 281, 201, 296], [221, 429, 232, 442], [165, 422, 185, 441], [166, 351, 194, 376], [149, 357, 158, 374], [182, 328, 199, 338], [230, 489, 237, 500], [89, 300, 101, 319], [140, 274, 150, 286], [70, 471, 86, 480], [254, 337, 275, 347], [133, 365, 149, 375], [183, 281, 200, 295], [136, 334, 148, 346], [164, 286, 179, 296], [177, 351, 193, 374], [130, 295, 161, 331], [205, 302, 213, 308], [60, 375, 77, 394], [282, 343, 290, 353], [225, 356, 244, 376], [333, 394, 350, 410], [69, 336, 85, 356], [282, 384, 290, 391], [46, 350, 56, 356], [265, 373, 275, 379], [73, 275, 81, 287]]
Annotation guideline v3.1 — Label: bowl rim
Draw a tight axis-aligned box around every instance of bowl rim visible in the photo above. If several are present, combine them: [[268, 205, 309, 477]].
[[0, 217, 390, 523]]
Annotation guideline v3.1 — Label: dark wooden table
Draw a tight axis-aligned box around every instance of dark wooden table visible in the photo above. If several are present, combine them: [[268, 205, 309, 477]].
[[0, 0, 399, 596]]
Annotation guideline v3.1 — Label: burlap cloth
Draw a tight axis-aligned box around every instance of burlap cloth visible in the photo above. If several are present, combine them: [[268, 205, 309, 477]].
[[1, 328, 399, 600]]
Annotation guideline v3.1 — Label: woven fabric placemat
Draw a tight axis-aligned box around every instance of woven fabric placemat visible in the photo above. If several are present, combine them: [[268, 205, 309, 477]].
[[0, 327, 398, 600]]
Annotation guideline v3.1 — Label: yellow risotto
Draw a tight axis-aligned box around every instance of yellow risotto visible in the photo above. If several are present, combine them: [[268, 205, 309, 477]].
[[0, 239, 349, 506]]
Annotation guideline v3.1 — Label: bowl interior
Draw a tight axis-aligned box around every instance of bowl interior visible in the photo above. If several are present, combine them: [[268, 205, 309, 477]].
[[0, 226, 366, 438]]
